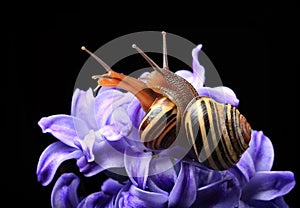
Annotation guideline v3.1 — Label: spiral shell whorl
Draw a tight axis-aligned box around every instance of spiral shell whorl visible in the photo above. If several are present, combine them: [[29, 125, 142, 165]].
[[139, 97, 177, 150], [184, 97, 251, 170]]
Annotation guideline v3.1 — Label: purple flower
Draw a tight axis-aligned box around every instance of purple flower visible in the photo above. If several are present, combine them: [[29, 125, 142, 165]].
[[121, 151, 241, 207], [37, 44, 295, 207], [77, 132, 293, 208], [37, 87, 139, 186], [51, 173, 124, 208], [230, 131, 295, 207]]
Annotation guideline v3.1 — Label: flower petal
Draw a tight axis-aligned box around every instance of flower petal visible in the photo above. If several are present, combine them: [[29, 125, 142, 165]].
[[77, 192, 112, 208], [229, 151, 256, 186], [241, 171, 295, 201], [99, 125, 123, 141], [147, 156, 178, 193], [76, 156, 103, 177], [243, 196, 290, 208], [38, 115, 88, 148], [192, 164, 221, 187], [101, 178, 125, 195], [124, 125, 146, 152], [99, 107, 132, 141], [109, 106, 132, 137], [124, 148, 152, 189], [71, 88, 98, 130], [36, 141, 82, 186], [94, 89, 131, 128], [92, 137, 125, 171], [117, 184, 168, 208], [192, 44, 205, 88], [51, 173, 80, 208], [169, 163, 197, 208], [238, 200, 250, 208], [127, 97, 145, 129], [192, 171, 241, 208], [74, 130, 97, 162], [197, 86, 239, 107], [248, 130, 274, 171], [175, 70, 194, 84]]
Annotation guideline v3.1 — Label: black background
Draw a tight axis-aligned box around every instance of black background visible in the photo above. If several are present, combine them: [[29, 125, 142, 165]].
[[5, 7, 298, 207]]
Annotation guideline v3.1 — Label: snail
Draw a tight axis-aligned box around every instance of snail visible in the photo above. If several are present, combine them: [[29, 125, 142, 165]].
[[81, 31, 252, 170]]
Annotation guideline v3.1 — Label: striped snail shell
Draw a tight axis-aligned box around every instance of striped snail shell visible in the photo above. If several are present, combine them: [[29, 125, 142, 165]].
[[184, 96, 251, 170], [139, 97, 178, 150], [83, 31, 252, 170]]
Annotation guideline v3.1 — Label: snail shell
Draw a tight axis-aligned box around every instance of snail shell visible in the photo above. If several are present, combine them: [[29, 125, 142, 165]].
[[184, 96, 251, 170]]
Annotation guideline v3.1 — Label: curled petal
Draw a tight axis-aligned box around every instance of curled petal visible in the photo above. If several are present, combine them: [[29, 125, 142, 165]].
[[124, 126, 146, 152], [51, 173, 80, 208], [192, 171, 241, 208], [147, 179, 168, 196], [74, 130, 97, 162], [241, 171, 295, 201], [76, 156, 103, 177], [77, 192, 112, 208], [197, 86, 239, 107], [92, 137, 125, 171], [101, 178, 125, 195], [169, 163, 197, 208], [71, 88, 98, 130], [148, 156, 177, 193], [175, 70, 194, 84], [99, 125, 123, 141], [94, 89, 131, 128], [229, 131, 275, 186], [124, 148, 152, 189], [193, 165, 225, 187], [36, 142, 82, 186], [94, 87, 123, 124], [229, 151, 256, 186], [110, 107, 132, 137], [192, 44, 205, 88], [117, 184, 168, 208], [38, 115, 88, 148], [248, 130, 274, 171]]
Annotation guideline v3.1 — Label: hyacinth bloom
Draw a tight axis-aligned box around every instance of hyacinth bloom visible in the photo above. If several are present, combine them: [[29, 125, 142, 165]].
[[37, 44, 295, 207]]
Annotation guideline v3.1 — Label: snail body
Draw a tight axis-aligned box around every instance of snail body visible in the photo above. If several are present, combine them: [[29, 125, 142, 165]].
[[82, 32, 252, 170]]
